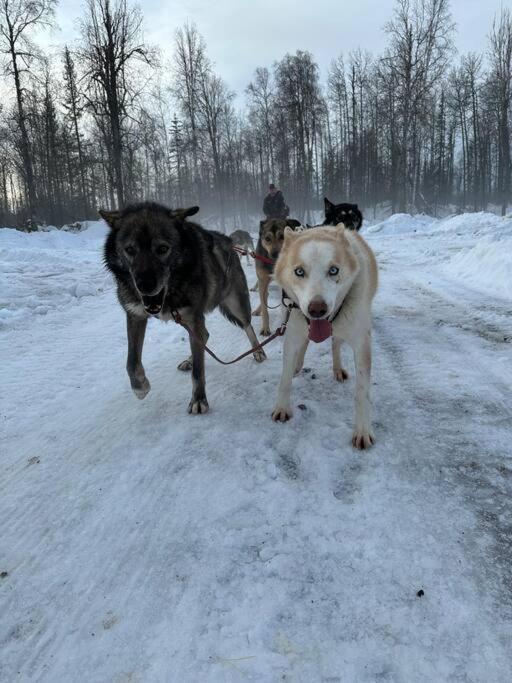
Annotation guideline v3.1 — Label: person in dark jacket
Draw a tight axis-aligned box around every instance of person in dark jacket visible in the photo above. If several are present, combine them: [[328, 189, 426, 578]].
[[263, 183, 289, 219]]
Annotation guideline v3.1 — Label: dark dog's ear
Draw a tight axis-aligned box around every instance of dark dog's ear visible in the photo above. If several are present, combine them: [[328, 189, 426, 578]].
[[352, 204, 358, 210], [285, 218, 301, 229], [99, 209, 122, 229], [170, 206, 199, 220], [324, 197, 334, 212]]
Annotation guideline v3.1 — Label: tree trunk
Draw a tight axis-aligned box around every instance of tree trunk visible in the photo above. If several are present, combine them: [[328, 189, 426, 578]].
[[10, 44, 36, 219]]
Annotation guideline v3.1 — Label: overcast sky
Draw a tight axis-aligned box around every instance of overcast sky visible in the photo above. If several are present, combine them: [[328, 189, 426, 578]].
[[47, 0, 504, 101]]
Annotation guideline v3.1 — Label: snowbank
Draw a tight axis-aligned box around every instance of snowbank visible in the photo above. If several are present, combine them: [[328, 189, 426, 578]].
[[365, 213, 436, 235], [0, 220, 108, 250], [443, 235, 512, 300], [0, 221, 111, 328], [363, 211, 511, 299], [433, 211, 512, 236], [364, 210, 512, 238]]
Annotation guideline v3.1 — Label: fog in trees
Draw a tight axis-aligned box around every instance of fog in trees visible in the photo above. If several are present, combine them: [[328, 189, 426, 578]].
[[0, 0, 511, 229]]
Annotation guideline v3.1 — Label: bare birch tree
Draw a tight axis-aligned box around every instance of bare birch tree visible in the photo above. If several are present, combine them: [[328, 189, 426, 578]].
[[79, 0, 154, 207], [489, 7, 512, 215], [0, 0, 56, 219]]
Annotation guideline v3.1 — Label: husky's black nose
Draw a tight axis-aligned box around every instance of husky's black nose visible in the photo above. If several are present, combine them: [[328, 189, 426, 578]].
[[271, 250, 280, 260], [308, 298, 328, 319]]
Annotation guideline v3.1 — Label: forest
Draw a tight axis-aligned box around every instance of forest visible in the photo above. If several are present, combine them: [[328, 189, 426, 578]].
[[0, 0, 511, 228]]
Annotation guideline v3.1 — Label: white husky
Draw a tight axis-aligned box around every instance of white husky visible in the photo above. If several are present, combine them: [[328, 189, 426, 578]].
[[271, 224, 378, 449]]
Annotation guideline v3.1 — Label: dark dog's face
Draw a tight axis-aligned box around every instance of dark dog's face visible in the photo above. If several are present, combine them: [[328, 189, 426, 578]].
[[100, 205, 199, 314], [259, 218, 301, 260], [324, 198, 363, 231]]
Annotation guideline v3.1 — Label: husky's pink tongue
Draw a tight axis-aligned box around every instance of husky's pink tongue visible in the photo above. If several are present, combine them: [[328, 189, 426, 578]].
[[309, 318, 332, 343]]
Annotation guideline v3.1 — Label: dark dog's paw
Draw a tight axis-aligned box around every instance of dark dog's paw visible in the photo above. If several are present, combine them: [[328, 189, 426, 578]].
[[177, 357, 192, 372], [253, 349, 266, 363], [334, 368, 349, 382], [188, 398, 209, 415], [260, 327, 272, 337], [131, 377, 151, 400], [271, 406, 292, 422]]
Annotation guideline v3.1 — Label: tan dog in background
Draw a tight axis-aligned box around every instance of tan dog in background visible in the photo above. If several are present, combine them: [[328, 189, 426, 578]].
[[252, 218, 301, 335]]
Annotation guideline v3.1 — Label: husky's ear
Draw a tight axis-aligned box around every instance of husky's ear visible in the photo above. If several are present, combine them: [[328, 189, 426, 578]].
[[259, 219, 267, 233], [324, 197, 334, 212], [283, 226, 299, 244], [171, 206, 199, 220], [285, 218, 301, 229], [99, 209, 122, 229]]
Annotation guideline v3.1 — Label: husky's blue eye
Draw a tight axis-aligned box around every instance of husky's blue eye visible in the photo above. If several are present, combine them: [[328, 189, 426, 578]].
[[329, 266, 339, 276], [294, 267, 305, 277]]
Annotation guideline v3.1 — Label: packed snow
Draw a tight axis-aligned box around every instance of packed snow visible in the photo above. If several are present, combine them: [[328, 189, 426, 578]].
[[445, 237, 512, 300], [366, 210, 512, 300], [365, 212, 436, 235], [1, 212, 511, 681], [0, 221, 110, 327]]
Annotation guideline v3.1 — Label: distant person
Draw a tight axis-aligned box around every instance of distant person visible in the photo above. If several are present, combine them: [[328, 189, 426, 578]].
[[263, 183, 289, 219]]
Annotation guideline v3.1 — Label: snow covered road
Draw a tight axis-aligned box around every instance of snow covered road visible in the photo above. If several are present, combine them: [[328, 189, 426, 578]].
[[1, 215, 512, 681]]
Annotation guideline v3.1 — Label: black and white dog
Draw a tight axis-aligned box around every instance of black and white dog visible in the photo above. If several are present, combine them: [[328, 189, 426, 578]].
[[101, 202, 265, 415], [323, 197, 363, 231]]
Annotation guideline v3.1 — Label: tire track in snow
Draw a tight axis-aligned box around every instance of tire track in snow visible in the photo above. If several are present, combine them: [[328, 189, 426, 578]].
[[373, 273, 512, 625]]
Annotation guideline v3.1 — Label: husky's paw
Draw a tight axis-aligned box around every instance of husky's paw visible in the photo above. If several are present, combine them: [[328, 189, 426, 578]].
[[253, 349, 266, 362], [252, 305, 261, 316], [271, 406, 292, 422], [177, 357, 192, 372], [334, 368, 349, 382], [188, 398, 209, 415], [260, 326, 272, 336], [352, 430, 375, 450], [132, 377, 151, 400]]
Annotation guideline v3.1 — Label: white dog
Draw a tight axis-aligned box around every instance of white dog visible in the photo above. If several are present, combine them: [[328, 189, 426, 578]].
[[271, 224, 378, 449]]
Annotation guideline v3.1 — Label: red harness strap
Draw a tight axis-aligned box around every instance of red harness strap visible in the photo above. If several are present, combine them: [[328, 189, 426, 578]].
[[171, 307, 292, 365], [232, 246, 274, 266]]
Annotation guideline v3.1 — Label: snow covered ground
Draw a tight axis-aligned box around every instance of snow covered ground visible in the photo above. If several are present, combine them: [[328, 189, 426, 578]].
[[1, 212, 512, 681]]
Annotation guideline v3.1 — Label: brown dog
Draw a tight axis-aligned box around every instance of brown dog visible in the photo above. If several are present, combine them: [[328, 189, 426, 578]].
[[252, 218, 301, 335]]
